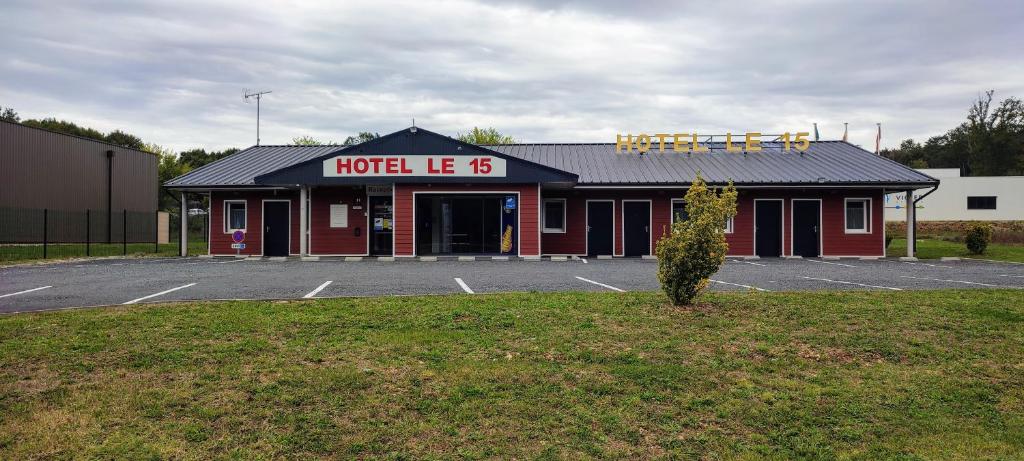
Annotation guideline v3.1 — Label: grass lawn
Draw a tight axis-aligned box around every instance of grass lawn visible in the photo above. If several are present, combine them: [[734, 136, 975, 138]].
[[888, 238, 1024, 262], [2, 291, 1023, 459], [0, 241, 208, 264]]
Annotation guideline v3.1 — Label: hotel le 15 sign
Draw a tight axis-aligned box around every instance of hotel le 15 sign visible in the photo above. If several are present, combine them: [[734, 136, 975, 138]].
[[323, 155, 507, 177], [616, 132, 811, 153]]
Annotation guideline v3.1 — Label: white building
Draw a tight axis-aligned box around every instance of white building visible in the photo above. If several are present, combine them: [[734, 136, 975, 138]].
[[885, 168, 1024, 221]]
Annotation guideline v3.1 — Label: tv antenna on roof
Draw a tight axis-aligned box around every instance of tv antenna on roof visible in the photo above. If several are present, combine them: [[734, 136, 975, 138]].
[[243, 88, 272, 145]]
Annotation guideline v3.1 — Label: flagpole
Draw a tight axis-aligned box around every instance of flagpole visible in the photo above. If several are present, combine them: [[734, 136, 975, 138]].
[[842, 122, 848, 142]]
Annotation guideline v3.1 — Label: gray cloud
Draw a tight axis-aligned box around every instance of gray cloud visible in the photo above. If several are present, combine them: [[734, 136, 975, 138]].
[[1, 0, 1022, 152]]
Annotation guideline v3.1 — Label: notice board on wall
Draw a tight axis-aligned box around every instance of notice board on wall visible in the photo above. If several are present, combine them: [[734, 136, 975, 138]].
[[330, 204, 348, 228]]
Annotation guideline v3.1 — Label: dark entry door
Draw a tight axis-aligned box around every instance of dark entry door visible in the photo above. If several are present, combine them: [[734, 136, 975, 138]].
[[586, 201, 613, 256], [792, 200, 820, 257], [623, 201, 650, 257], [755, 200, 782, 257], [263, 201, 290, 257], [369, 196, 393, 256]]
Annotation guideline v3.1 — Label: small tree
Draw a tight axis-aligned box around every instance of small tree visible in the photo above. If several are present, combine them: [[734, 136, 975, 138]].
[[344, 131, 380, 145], [656, 174, 738, 306], [457, 127, 515, 145], [0, 106, 19, 122], [964, 222, 993, 255], [292, 135, 336, 146]]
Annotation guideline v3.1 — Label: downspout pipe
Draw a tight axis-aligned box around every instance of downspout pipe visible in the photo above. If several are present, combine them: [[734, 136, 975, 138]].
[[106, 150, 115, 243], [908, 185, 939, 257]]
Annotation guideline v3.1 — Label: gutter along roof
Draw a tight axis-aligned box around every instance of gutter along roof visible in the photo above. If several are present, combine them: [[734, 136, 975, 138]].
[[165, 130, 938, 189]]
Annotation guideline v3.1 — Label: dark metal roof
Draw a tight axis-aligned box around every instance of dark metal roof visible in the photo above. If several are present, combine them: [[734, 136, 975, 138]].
[[485, 141, 938, 187], [165, 144, 347, 187], [165, 135, 938, 189]]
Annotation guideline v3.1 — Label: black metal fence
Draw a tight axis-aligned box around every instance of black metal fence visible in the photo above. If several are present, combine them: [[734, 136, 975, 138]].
[[0, 207, 207, 262]]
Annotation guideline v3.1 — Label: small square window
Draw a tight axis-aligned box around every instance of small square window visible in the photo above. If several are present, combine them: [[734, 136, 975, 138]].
[[845, 199, 870, 233], [967, 196, 997, 210], [724, 216, 734, 234], [543, 199, 566, 233], [225, 201, 247, 233]]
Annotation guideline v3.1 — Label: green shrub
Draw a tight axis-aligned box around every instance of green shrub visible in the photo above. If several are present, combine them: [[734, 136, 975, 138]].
[[656, 174, 737, 306], [964, 222, 993, 255]]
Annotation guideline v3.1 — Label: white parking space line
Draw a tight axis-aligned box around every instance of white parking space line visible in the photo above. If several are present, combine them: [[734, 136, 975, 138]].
[[710, 279, 770, 292], [574, 276, 625, 292], [0, 285, 52, 298], [999, 274, 1024, 278], [304, 281, 333, 298], [800, 276, 902, 291], [806, 259, 856, 268], [454, 277, 475, 294], [902, 261, 950, 268], [968, 258, 1024, 265], [899, 275, 1020, 288], [123, 283, 197, 305], [216, 258, 246, 264], [580, 258, 588, 264], [731, 260, 766, 267]]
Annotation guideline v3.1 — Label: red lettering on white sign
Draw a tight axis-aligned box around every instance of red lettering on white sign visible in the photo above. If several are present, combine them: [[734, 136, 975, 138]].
[[325, 155, 506, 177]]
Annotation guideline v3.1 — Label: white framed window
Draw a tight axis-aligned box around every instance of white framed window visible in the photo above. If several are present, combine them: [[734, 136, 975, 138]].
[[542, 199, 566, 233], [672, 199, 733, 233], [671, 199, 688, 224], [844, 198, 871, 233], [224, 200, 247, 233]]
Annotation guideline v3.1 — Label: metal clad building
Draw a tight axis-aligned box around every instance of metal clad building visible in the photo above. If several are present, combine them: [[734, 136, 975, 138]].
[[885, 168, 1024, 221], [1, 120, 158, 242]]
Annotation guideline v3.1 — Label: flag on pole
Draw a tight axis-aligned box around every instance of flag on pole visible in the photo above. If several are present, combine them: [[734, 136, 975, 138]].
[[842, 123, 848, 142], [875, 123, 881, 154], [813, 123, 820, 141]]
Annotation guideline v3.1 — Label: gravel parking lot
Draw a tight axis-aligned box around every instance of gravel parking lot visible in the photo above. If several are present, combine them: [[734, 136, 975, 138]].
[[1, 256, 1023, 314]]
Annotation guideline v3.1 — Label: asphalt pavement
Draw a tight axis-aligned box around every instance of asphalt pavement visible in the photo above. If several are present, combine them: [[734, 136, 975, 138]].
[[1, 256, 1023, 314]]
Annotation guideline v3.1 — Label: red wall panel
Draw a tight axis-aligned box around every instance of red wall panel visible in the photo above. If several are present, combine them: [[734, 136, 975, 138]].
[[393, 183, 540, 256], [540, 190, 684, 256], [209, 190, 300, 255], [309, 186, 369, 255], [206, 187, 885, 258], [539, 188, 885, 257]]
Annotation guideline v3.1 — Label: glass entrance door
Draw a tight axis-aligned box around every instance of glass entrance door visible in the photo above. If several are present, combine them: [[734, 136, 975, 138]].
[[369, 196, 393, 255], [415, 195, 516, 256]]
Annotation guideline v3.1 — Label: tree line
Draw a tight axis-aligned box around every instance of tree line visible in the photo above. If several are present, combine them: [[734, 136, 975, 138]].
[[881, 91, 1024, 176]]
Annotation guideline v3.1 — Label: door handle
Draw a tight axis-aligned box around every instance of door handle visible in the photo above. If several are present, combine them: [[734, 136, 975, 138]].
[[587, 225, 591, 232], [644, 226, 649, 232], [266, 226, 270, 233], [813, 225, 818, 232]]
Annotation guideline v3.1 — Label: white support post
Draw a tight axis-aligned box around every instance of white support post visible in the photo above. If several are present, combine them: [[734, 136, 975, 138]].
[[180, 191, 188, 257], [905, 189, 915, 259], [299, 186, 309, 256]]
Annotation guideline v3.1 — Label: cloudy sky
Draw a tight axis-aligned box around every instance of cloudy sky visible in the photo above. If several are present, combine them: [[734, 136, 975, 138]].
[[1, 0, 1022, 152]]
